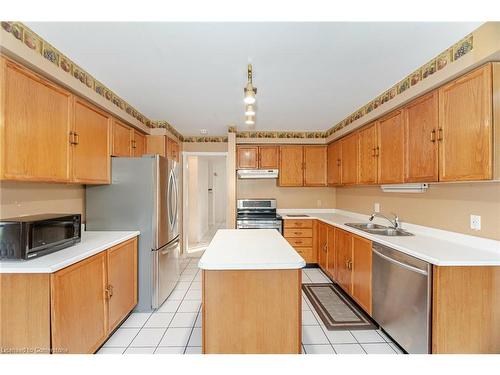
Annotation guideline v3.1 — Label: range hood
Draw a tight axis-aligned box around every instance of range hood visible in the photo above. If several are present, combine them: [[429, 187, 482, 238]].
[[237, 169, 279, 179]]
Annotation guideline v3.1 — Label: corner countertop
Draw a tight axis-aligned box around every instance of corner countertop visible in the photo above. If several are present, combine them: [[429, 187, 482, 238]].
[[279, 209, 500, 266], [0, 230, 140, 274], [198, 229, 306, 270]]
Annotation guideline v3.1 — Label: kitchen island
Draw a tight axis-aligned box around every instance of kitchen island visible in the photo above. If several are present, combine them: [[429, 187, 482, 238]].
[[198, 229, 306, 354]]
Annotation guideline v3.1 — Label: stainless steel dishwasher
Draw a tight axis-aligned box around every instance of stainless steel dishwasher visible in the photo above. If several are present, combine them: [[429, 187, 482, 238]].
[[372, 243, 432, 354]]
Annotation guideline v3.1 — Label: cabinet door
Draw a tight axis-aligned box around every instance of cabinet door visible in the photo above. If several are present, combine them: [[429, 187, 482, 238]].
[[146, 135, 166, 157], [358, 123, 378, 184], [112, 120, 132, 157], [352, 235, 372, 315], [378, 110, 405, 184], [258, 146, 279, 169], [1, 58, 72, 182], [335, 229, 352, 294], [72, 97, 111, 184], [438, 64, 492, 181], [132, 131, 146, 157], [51, 252, 108, 354], [405, 91, 439, 182], [326, 225, 336, 280], [279, 146, 304, 186], [327, 141, 342, 186], [341, 133, 358, 185], [167, 137, 180, 162], [237, 146, 258, 169], [304, 146, 327, 186], [317, 222, 328, 271], [107, 238, 138, 332]]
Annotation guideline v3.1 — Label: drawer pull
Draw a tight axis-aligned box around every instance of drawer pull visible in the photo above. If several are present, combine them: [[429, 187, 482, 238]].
[[295, 240, 303, 244]]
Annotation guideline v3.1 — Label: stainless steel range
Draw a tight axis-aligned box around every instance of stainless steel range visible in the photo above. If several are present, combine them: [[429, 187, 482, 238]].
[[236, 199, 283, 233]]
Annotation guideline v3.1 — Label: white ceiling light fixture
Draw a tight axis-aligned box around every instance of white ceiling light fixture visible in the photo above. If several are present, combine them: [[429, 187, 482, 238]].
[[244, 64, 257, 128], [245, 104, 256, 116]]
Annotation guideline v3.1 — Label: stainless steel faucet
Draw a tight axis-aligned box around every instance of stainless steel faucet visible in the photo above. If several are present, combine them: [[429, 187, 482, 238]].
[[369, 212, 400, 229]]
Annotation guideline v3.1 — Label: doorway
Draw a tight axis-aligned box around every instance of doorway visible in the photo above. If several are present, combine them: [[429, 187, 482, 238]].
[[182, 152, 227, 254]]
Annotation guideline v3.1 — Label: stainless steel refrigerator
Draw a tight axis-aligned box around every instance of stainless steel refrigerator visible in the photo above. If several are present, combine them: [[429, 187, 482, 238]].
[[86, 155, 180, 311]]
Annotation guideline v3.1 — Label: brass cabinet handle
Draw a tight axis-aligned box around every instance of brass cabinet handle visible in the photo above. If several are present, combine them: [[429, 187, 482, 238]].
[[430, 129, 436, 142], [131, 140, 136, 149], [437, 128, 443, 141], [74, 132, 79, 145], [323, 244, 327, 252], [69, 131, 77, 145], [372, 147, 376, 157], [336, 159, 341, 167], [295, 240, 303, 244], [375, 147, 380, 157], [294, 232, 301, 235]]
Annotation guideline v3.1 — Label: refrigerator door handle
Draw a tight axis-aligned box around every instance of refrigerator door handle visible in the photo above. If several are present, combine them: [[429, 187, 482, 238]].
[[172, 170, 179, 229], [167, 169, 175, 229]]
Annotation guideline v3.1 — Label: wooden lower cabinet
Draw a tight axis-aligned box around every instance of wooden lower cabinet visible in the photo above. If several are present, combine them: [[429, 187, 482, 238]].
[[335, 228, 353, 294], [317, 222, 328, 270], [432, 265, 500, 354], [326, 225, 336, 279], [107, 239, 138, 332], [351, 235, 372, 315], [0, 237, 138, 354], [51, 251, 108, 354], [284, 219, 316, 263]]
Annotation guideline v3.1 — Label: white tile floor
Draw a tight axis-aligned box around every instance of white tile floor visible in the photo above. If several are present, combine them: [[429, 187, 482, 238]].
[[98, 255, 403, 354]]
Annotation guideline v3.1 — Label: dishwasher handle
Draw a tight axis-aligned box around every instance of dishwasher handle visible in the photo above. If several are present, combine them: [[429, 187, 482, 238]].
[[372, 248, 429, 276]]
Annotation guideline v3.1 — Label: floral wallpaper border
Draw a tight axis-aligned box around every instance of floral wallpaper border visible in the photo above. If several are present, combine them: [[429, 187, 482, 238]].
[[1, 21, 474, 143], [1, 21, 184, 141]]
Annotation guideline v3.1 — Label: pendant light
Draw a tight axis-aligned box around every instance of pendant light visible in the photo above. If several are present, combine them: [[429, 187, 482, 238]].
[[244, 64, 257, 125]]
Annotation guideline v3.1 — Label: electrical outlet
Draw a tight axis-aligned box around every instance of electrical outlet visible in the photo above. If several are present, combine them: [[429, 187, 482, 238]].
[[470, 215, 481, 231], [374, 203, 380, 213]]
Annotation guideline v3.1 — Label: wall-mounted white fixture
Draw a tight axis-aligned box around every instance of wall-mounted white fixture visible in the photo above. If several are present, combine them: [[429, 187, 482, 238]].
[[245, 104, 256, 116], [200, 129, 208, 135], [245, 115, 255, 125], [380, 183, 429, 193]]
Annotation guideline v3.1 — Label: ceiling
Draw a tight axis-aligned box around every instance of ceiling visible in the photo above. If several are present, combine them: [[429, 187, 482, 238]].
[[26, 22, 482, 136]]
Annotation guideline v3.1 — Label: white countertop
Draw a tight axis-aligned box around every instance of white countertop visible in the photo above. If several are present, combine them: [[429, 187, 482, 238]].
[[198, 229, 306, 270], [279, 209, 500, 266], [0, 230, 140, 273]]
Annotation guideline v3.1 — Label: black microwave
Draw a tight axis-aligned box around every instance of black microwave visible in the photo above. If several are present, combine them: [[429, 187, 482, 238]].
[[0, 214, 81, 260]]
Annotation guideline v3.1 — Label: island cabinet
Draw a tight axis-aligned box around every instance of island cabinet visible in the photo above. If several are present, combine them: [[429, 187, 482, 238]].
[[0, 237, 138, 354], [327, 141, 342, 186], [284, 219, 316, 263], [377, 110, 405, 184]]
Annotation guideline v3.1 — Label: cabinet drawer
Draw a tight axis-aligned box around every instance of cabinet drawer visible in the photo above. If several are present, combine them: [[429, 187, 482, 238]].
[[286, 237, 313, 247], [294, 247, 315, 263], [284, 219, 313, 229], [284, 228, 313, 238]]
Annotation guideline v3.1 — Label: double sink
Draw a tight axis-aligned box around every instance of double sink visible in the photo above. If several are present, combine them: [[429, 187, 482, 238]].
[[344, 222, 413, 236]]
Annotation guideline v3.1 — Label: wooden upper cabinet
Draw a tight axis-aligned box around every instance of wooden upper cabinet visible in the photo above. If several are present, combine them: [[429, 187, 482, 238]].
[[50, 252, 108, 354], [341, 133, 359, 185], [258, 146, 279, 169], [237, 146, 258, 169], [358, 123, 378, 184], [107, 238, 138, 332], [1, 57, 72, 182], [72, 97, 111, 184], [351, 235, 372, 315], [279, 146, 304, 186], [112, 120, 133, 157], [438, 64, 493, 181], [167, 137, 180, 162], [327, 141, 342, 186], [405, 91, 439, 182], [326, 225, 336, 280], [335, 228, 353, 294], [304, 146, 327, 186], [132, 130, 146, 157], [317, 222, 328, 270], [146, 135, 166, 157], [377, 110, 405, 184]]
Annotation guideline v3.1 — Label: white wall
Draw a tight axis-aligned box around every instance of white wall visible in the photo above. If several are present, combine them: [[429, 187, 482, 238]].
[[212, 158, 227, 224], [197, 158, 209, 241], [187, 156, 199, 243]]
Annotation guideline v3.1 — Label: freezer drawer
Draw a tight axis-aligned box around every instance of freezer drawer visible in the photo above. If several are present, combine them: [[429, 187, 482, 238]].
[[372, 243, 432, 354], [152, 236, 180, 309]]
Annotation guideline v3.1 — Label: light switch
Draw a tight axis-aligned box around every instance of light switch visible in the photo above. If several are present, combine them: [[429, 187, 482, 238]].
[[470, 215, 481, 231], [374, 203, 380, 213]]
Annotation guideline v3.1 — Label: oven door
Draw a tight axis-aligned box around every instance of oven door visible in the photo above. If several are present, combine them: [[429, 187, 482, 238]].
[[236, 220, 283, 233]]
